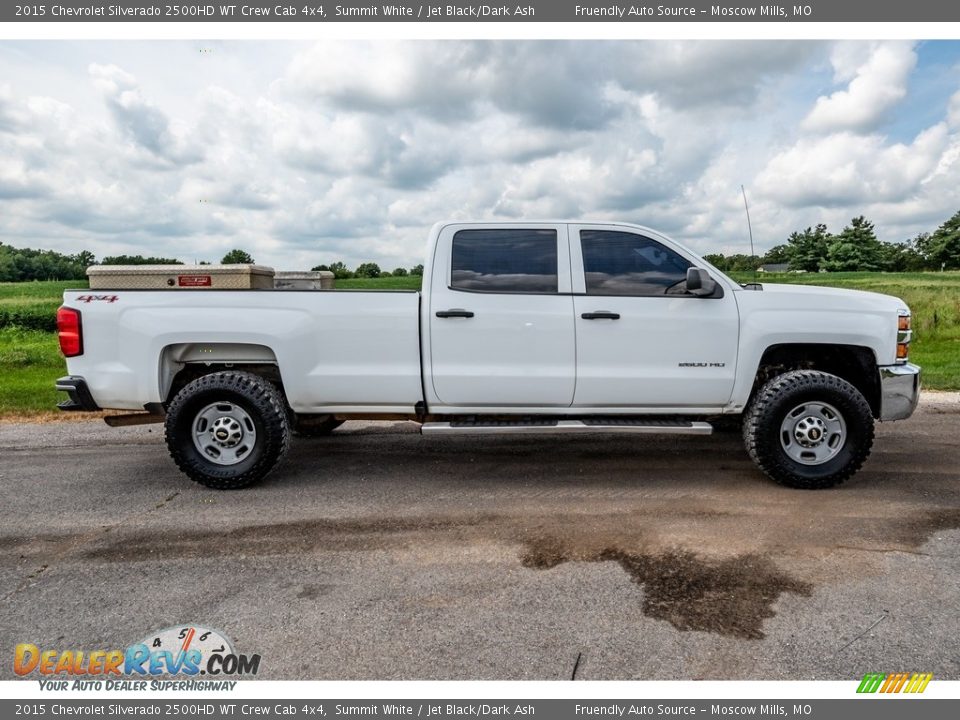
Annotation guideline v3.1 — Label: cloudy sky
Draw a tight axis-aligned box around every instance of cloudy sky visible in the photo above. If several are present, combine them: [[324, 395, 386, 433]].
[[1, 40, 959, 269]]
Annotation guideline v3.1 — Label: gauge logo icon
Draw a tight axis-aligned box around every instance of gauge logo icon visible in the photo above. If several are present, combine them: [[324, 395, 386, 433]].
[[138, 625, 235, 660], [128, 624, 258, 676]]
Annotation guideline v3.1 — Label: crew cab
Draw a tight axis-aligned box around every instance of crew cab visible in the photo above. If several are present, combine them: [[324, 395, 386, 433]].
[[55, 221, 921, 490]]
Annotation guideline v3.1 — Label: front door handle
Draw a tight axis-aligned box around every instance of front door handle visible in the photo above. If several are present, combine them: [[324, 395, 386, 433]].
[[436, 309, 475, 318], [581, 311, 620, 320]]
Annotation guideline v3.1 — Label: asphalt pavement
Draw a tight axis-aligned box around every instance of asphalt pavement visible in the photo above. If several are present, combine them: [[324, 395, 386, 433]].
[[1, 395, 958, 680]]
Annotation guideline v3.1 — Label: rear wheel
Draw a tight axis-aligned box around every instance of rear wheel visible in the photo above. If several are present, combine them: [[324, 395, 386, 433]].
[[165, 371, 290, 489], [743, 370, 874, 489]]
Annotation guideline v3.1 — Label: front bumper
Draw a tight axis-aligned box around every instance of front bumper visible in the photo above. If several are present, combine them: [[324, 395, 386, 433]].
[[878, 363, 921, 421], [55, 376, 101, 412]]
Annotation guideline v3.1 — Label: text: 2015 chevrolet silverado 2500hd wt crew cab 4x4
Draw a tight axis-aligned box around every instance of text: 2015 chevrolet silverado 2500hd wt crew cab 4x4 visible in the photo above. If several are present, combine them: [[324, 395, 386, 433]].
[[55, 221, 920, 490]]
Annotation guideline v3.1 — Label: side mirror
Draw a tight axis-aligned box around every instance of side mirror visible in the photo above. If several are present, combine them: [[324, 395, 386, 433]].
[[686, 267, 717, 297]]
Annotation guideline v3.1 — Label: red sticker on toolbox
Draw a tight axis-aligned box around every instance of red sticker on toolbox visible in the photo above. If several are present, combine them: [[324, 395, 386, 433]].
[[178, 275, 212, 287]]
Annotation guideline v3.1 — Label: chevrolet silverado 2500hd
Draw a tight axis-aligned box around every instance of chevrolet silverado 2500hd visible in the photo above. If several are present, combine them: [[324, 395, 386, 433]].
[[55, 221, 920, 490]]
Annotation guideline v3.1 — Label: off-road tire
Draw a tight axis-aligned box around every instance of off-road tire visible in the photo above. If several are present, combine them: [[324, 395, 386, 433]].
[[293, 414, 344, 438], [743, 370, 874, 489], [165, 370, 290, 489]]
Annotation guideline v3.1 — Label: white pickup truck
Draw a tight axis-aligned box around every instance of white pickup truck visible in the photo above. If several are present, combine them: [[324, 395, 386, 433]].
[[56, 221, 920, 490]]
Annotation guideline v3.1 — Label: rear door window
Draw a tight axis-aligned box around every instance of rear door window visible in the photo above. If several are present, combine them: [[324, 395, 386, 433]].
[[451, 229, 558, 293]]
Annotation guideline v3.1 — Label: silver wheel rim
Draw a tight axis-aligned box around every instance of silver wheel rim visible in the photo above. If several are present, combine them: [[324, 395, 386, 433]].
[[192, 401, 257, 466], [780, 401, 847, 466]]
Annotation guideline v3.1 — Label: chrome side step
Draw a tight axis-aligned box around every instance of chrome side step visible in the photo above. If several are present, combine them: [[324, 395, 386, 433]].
[[421, 419, 713, 436]]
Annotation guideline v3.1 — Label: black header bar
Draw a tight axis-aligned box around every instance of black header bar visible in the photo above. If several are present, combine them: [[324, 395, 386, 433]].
[[4, 1, 960, 23], [0, 699, 958, 719]]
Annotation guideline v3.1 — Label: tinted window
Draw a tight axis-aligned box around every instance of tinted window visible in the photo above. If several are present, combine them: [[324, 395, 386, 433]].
[[451, 229, 558, 293], [581, 230, 691, 296]]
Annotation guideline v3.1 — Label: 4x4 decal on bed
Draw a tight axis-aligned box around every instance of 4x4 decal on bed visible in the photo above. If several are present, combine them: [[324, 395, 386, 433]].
[[75, 294, 119, 303]]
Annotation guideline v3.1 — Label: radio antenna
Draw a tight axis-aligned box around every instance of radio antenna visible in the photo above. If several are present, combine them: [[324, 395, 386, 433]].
[[741, 184, 756, 258], [741, 184, 757, 282]]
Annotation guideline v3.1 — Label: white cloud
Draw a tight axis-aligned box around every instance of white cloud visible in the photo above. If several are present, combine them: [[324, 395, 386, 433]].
[[0, 40, 958, 268], [948, 89, 960, 129], [615, 41, 818, 110], [803, 42, 917, 134], [0, 83, 27, 131], [756, 124, 949, 208], [89, 63, 202, 166], [281, 41, 487, 121]]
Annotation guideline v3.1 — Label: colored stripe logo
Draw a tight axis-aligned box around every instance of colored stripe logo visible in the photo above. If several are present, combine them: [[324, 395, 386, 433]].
[[857, 672, 933, 694]]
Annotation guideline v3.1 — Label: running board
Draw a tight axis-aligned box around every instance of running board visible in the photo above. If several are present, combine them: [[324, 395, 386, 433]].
[[421, 419, 713, 436]]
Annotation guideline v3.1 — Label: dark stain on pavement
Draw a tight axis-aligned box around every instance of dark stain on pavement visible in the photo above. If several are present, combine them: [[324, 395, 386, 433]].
[[11, 505, 959, 640], [296, 584, 334, 599], [521, 538, 811, 639], [843, 508, 960, 549], [73, 515, 493, 561], [898, 509, 960, 543]]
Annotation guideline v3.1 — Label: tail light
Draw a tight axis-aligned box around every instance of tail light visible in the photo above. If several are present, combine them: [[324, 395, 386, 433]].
[[57, 307, 83, 357]]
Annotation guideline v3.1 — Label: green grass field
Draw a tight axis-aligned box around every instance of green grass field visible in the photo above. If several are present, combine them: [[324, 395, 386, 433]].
[[1, 272, 957, 416], [336, 276, 422, 290], [0, 326, 68, 414]]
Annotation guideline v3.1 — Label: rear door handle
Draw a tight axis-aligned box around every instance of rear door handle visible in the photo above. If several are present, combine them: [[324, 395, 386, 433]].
[[581, 311, 620, 320], [436, 308, 475, 318]]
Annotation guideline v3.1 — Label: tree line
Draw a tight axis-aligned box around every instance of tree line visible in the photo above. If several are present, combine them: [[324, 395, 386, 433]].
[[0, 246, 251, 282], [2, 209, 959, 282], [705, 211, 960, 273], [309, 261, 424, 279], [0, 241, 429, 282]]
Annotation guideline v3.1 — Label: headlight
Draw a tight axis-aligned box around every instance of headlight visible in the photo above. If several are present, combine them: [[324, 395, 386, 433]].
[[896, 311, 911, 362]]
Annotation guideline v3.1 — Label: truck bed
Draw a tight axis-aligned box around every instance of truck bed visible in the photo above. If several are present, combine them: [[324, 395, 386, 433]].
[[62, 289, 424, 413]]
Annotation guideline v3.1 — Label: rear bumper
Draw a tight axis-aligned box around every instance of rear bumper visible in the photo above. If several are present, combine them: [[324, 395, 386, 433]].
[[55, 376, 101, 412], [878, 363, 921, 421]]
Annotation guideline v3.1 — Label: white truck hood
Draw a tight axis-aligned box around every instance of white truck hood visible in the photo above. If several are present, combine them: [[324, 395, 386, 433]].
[[751, 282, 909, 314], [733, 282, 908, 367]]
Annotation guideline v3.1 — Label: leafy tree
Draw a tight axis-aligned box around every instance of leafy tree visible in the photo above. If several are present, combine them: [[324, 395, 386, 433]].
[[701, 253, 762, 272], [903, 235, 932, 271], [914, 232, 937, 265], [101, 255, 182, 265], [702, 253, 728, 270], [73, 250, 96, 268], [0, 241, 91, 281], [314, 261, 353, 278], [331, 262, 353, 278], [311, 264, 330, 272], [725, 254, 762, 272], [879, 239, 926, 272], [221, 249, 255, 264], [785, 224, 831, 272], [392, 267, 408, 276], [822, 216, 884, 272], [762, 244, 791, 265], [925, 210, 960, 269], [355, 262, 382, 278], [410, 264, 424, 276]]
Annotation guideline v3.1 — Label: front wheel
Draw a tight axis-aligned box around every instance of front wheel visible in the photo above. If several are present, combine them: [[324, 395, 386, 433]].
[[165, 371, 290, 489], [743, 370, 874, 489]]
